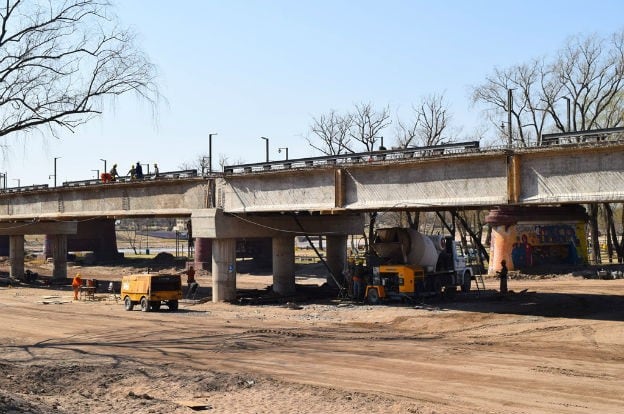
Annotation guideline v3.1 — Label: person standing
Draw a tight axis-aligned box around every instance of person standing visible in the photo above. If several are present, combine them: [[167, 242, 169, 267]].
[[182, 266, 198, 299], [352, 263, 364, 301], [153, 163, 159, 179], [109, 164, 119, 181], [135, 162, 144, 179], [72, 273, 82, 300], [498, 259, 508, 294], [128, 164, 136, 180]]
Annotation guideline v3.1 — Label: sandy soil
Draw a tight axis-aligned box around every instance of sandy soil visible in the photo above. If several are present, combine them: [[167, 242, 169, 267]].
[[1, 261, 623, 414]]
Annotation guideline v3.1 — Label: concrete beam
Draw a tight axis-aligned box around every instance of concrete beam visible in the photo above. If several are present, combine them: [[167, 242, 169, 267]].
[[192, 209, 364, 239], [0, 221, 77, 235]]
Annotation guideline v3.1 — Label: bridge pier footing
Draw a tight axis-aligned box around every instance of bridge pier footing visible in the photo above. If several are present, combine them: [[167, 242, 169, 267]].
[[273, 236, 295, 296], [326, 235, 347, 288], [9, 235, 24, 279], [212, 238, 237, 302]]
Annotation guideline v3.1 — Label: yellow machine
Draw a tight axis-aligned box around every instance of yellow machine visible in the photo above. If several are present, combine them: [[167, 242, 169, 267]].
[[365, 264, 425, 303], [121, 274, 182, 312]]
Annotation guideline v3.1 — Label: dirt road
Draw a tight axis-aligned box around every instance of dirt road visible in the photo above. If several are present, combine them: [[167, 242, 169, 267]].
[[1, 272, 623, 413]]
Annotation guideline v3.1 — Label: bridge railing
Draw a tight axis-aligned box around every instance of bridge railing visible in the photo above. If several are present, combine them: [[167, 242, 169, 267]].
[[0, 184, 49, 193], [223, 141, 480, 174], [541, 127, 624, 146], [62, 169, 198, 187]]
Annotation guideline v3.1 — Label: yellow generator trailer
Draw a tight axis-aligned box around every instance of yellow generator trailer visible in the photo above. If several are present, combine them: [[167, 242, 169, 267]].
[[121, 274, 182, 312], [365, 264, 425, 304]]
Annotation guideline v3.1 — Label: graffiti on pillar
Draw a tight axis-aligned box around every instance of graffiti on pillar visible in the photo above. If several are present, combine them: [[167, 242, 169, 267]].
[[513, 223, 587, 268]]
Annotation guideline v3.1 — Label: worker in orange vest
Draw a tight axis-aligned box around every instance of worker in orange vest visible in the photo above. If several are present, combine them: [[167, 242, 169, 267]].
[[71, 273, 82, 300]]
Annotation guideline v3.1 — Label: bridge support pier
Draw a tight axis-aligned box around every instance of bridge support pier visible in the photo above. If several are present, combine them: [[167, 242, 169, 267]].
[[212, 238, 237, 302], [50, 234, 68, 281], [326, 235, 347, 288], [9, 235, 24, 279], [194, 237, 212, 271], [273, 236, 295, 296]]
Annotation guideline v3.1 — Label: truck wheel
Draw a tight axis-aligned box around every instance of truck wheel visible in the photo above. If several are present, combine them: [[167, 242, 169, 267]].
[[140, 297, 150, 312], [168, 300, 179, 311], [367, 288, 380, 305], [123, 296, 133, 311], [461, 272, 471, 293]]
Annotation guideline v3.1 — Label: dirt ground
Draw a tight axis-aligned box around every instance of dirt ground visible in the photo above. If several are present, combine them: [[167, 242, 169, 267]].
[[1, 259, 623, 414]]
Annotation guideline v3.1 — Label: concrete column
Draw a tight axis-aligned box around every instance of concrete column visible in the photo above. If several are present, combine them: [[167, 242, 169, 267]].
[[272, 236, 295, 296], [212, 238, 236, 302], [0, 235, 10, 256], [325, 235, 347, 288], [194, 237, 212, 271], [9, 235, 24, 279], [50, 234, 68, 281]]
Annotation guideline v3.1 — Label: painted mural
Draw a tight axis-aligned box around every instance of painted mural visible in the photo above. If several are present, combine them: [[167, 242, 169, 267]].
[[512, 223, 587, 268]]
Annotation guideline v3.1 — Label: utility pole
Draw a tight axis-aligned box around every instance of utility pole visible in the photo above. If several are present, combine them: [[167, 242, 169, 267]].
[[209, 133, 218, 173], [53, 157, 61, 187], [563, 96, 571, 132], [507, 88, 513, 148], [260, 136, 269, 162]]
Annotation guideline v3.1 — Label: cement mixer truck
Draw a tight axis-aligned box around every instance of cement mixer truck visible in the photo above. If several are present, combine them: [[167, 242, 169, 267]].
[[364, 227, 473, 303]]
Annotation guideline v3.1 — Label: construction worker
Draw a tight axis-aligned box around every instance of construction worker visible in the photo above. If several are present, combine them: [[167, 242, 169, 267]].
[[128, 164, 136, 180], [153, 163, 159, 179], [71, 273, 82, 300], [352, 262, 364, 301], [109, 164, 119, 181], [498, 259, 508, 294], [182, 266, 198, 298], [135, 161, 144, 179]]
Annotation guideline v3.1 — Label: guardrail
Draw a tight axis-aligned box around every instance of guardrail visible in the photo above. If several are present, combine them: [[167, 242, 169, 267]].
[[541, 127, 624, 146], [62, 169, 198, 187], [0, 184, 49, 193], [223, 141, 480, 174]]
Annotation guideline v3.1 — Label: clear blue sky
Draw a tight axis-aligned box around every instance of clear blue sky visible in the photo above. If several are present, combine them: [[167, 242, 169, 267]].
[[2, 0, 623, 186]]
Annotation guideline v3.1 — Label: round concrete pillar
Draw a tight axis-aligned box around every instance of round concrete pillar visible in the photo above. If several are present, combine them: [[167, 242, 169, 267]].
[[326, 235, 348, 288], [194, 237, 212, 271], [50, 234, 68, 281], [212, 238, 236, 302], [272, 236, 295, 296]]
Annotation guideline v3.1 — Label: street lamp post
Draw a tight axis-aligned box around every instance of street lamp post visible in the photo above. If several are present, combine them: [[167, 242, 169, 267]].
[[100, 159, 107, 175], [260, 137, 269, 162], [12, 178, 20, 188], [278, 147, 289, 160], [507, 88, 513, 148], [562, 97, 571, 132], [91, 169, 99, 179], [53, 157, 61, 187], [209, 133, 218, 173]]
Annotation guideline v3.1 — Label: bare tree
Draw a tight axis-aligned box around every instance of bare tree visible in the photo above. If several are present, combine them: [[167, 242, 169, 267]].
[[307, 109, 353, 155], [396, 93, 454, 148], [307, 103, 390, 154], [350, 103, 391, 151], [472, 30, 624, 146], [0, 0, 158, 140]]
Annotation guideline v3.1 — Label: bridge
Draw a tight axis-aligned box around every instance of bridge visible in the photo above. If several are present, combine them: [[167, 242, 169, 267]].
[[1, 135, 624, 301]]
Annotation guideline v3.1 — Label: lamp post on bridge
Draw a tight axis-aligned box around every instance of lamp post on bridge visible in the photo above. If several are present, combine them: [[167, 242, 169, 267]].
[[100, 159, 107, 176], [53, 157, 61, 187], [278, 147, 289, 160], [260, 136, 269, 162], [12, 178, 20, 188], [209, 133, 218, 173], [91, 169, 99, 179]]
